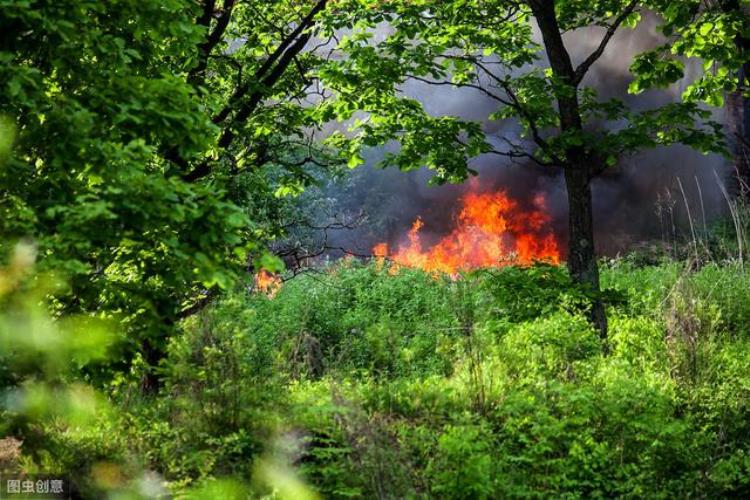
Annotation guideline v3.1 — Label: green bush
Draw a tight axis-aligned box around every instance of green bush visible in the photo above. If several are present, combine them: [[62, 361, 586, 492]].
[[427, 423, 494, 499], [98, 259, 750, 498], [689, 263, 750, 336], [500, 312, 602, 379]]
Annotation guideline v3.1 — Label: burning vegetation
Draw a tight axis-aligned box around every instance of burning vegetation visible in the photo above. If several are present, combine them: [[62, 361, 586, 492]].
[[373, 188, 561, 274], [254, 270, 282, 297]]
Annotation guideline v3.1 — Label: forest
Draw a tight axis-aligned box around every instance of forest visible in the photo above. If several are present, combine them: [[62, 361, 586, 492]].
[[1, 0, 750, 498]]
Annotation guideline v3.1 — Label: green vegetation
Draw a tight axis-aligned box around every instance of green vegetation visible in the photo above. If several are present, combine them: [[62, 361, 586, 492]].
[[2, 0, 750, 498], [5, 255, 745, 497], [0, 0, 339, 387]]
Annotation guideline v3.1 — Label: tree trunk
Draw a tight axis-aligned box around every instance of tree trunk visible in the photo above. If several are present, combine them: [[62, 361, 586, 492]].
[[564, 166, 608, 346], [139, 299, 175, 394], [726, 60, 750, 196], [139, 338, 163, 394], [529, 0, 608, 344], [720, 0, 750, 196]]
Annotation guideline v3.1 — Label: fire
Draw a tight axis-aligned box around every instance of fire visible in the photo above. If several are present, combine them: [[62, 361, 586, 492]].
[[373, 189, 560, 274], [255, 270, 282, 297]]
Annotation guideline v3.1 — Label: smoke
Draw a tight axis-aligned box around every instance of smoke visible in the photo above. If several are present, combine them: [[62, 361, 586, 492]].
[[307, 11, 731, 259]]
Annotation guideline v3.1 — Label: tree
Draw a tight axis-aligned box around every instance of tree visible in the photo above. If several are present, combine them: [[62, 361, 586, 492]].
[[317, 0, 725, 342], [631, 0, 750, 195], [0, 0, 336, 388]]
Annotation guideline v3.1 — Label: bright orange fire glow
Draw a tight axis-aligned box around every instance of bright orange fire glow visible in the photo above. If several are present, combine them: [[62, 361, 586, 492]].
[[373, 189, 560, 274], [255, 270, 282, 297]]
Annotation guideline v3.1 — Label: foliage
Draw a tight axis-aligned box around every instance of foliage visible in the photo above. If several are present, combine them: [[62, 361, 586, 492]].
[[634, 0, 750, 106], [0, 243, 147, 498], [4, 245, 750, 498], [317, 0, 726, 181], [0, 242, 113, 436], [66, 258, 743, 498], [0, 239, 315, 498], [2, 1, 750, 499], [0, 0, 342, 373]]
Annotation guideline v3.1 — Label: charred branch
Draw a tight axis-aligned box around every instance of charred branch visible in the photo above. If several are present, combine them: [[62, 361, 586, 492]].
[[272, 212, 371, 274]]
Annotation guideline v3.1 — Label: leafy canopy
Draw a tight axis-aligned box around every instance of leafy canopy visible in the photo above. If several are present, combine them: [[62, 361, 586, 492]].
[[317, 0, 726, 182], [632, 0, 750, 107], [0, 0, 338, 362]]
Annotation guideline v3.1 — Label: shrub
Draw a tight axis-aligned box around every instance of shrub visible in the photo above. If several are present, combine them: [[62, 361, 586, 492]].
[[500, 312, 602, 380], [427, 423, 494, 499], [102, 258, 750, 498], [689, 263, 750, 337]]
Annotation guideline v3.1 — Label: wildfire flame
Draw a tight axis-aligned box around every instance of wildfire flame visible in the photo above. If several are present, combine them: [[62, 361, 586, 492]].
[[255, 270, 282, 297], [373, 189, 560, 274]]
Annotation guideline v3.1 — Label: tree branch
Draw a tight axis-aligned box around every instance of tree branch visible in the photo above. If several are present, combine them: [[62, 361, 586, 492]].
[[404, 74, 514, 106], [573, 0, 639, 85], [212, 0, 328, 125], [188, 0, 237, 87], [177, 288, 217, 319], [181, 0, 329, 182], [439, 53, 564, 165]]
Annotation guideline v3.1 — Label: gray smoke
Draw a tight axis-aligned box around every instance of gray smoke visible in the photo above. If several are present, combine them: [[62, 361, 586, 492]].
[[306, 12, 731, 258]]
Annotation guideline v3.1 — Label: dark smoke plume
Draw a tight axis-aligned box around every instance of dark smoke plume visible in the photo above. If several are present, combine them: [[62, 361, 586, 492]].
[[300, 13, 730, 260]]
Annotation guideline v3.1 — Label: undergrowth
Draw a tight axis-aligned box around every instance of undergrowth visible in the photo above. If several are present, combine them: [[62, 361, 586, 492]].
[[73, 256, 750, 498]]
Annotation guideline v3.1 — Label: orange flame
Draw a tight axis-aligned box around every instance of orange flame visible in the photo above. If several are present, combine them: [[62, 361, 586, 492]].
[[255, 270, 282, 297], [373, 189, 560, 274]]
